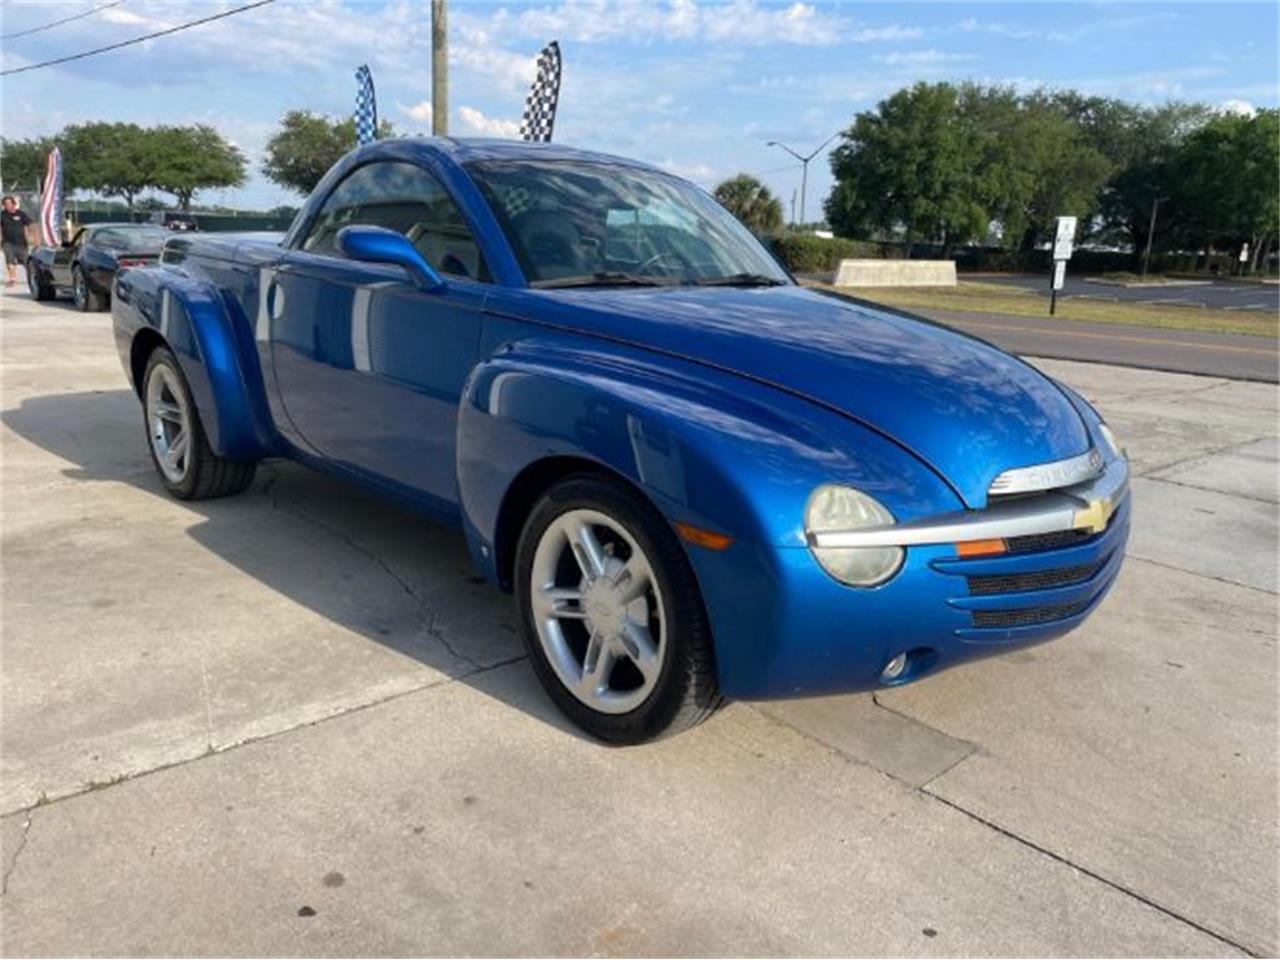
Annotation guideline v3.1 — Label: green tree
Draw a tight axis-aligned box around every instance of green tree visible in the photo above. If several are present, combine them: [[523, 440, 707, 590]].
[[1080, 100, 1209, 261], [825, 82, 987, 254], [1170, 108, 1279, 271], [966, 87, 1111, 251], [59, 122, 157, 211], [713, 173, 784, 235], [151, 124, 247, 210], [0, 137, 57, 192], [262, 110, 396, 196]]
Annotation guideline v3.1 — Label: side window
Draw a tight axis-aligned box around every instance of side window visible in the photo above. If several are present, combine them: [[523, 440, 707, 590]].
[[301, 161, 489, 281]]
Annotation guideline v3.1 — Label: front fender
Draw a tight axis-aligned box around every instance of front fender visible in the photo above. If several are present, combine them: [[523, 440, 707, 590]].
[[112, 265, 275, 460], [457, 325, 964, 696]]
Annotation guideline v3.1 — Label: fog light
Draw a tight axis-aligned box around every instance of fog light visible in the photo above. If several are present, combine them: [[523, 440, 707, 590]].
[[882, 652, 908, 681]]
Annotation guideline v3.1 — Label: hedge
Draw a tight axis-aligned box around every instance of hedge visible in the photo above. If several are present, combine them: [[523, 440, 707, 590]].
[[767, 234, 889, 273], [767, 233, 1261, 277]]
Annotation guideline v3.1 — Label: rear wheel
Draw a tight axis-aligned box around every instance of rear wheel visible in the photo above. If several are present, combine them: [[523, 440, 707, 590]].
[[142, 346, 256, 500], [72, 264, 106, 312], [515, 474, 721, 743], [26, 261, 53, 301]]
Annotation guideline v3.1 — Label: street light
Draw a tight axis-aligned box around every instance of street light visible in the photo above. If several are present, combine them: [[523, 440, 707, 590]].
[[766, 132, 839, 229]]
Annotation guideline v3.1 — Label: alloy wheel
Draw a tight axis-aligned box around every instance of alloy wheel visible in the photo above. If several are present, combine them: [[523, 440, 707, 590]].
[[146, 363, 192, 484], [72, 268, 86, 308], [529, 508, 667, 714]]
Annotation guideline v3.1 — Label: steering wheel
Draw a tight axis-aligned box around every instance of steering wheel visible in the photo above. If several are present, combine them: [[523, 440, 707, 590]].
[[638, 250, 690, 274]]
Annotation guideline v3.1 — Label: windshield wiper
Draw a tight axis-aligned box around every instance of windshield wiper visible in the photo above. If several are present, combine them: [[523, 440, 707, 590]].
[[693, 273, 787, 287], [534, 272, 678, 289]]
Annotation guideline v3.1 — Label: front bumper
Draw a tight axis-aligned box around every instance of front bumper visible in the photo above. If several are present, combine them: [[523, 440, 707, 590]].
[[690, 457, 1131, 699]]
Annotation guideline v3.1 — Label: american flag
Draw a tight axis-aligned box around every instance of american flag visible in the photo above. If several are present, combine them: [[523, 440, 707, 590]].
[[354, 64, 378, 147], [519, 41, 562, 143], [40, 147, 61, 246]]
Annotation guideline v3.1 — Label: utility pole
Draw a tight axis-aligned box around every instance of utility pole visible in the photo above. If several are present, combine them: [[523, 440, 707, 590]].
[[790, 189, 797, 228], [766, 132, 838, 229], [431, 0, 448, 137], [1141, 196, 1162, 277]]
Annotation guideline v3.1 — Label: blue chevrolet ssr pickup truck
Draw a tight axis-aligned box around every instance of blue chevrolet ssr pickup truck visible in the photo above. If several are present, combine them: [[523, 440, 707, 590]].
[[111, 137, 1130, 743]]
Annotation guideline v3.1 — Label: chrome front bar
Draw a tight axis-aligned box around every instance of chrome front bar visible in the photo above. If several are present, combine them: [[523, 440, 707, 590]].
[[807, 457, 1129, 549]]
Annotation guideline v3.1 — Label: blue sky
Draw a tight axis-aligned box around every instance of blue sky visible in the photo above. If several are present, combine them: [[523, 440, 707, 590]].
[[2, 1, 1277, 214]]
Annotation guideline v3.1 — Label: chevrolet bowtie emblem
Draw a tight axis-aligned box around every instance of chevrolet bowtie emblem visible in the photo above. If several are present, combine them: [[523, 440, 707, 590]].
[[1073, 497, 1114, 535]]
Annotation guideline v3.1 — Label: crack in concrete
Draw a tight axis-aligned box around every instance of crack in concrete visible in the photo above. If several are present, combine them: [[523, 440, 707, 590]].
[[1128, 554, 1277, 597], [1136, 434, 1276, 480], [1, 812, 34, 896], [1140, 473, 1278, 506], [923, 791, 1261, 958], [755, 699, 1259, 956], [258, 471, 483, 670], [1, 655, 529, 820]]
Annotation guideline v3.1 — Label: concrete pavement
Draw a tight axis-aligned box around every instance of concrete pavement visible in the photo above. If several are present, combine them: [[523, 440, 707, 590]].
[[2, 290, 1276, 956]]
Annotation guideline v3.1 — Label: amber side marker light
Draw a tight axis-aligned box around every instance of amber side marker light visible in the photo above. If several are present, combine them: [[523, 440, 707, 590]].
[[956, 538, 1007, 558], [674, 522, 733, 551]]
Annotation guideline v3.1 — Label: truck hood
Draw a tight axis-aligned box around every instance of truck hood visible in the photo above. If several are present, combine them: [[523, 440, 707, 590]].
[[524, 284, 1090, 508]]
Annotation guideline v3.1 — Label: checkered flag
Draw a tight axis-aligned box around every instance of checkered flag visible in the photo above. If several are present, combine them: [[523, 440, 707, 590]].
[[354, 64, 378, 147], [519, 41, 562, 143]]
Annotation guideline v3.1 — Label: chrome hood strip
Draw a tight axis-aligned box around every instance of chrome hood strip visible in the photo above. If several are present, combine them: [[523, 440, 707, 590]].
[[808, 457, 1129, 549], [988, 447, 1105, 496]]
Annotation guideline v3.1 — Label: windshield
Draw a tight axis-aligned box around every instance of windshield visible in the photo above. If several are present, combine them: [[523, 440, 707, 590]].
[[465, 160, 790, 288], [93, 226, 169, 248]]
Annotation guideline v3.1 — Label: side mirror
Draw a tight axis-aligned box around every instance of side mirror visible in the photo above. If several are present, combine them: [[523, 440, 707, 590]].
[[336, 225, 445, 292]]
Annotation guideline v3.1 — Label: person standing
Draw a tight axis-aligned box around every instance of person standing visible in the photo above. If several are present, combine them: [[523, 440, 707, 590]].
[[2, 196, 34, 288]]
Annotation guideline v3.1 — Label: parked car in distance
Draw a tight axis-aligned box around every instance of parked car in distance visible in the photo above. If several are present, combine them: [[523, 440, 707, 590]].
[[149, 211, 199, 231], [111, 138, 1130, 743], [28, 223, 170, 311]]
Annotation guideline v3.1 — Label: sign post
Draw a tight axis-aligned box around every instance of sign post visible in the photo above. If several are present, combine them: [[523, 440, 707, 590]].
[[1049, 215, 1077, 316]]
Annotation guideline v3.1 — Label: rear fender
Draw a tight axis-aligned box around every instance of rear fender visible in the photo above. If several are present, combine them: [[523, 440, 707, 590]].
[[112, 265, 276, 460]]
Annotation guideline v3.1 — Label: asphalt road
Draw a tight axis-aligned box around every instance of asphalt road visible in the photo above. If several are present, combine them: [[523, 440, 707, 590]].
[[904, 306, 1279, 382], [981, 272, 1280, 310], [2, 289, 1278, 956]]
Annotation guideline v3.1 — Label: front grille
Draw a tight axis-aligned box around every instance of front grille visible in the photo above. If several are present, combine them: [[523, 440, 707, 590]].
[[967, 558, 1105, 596], [1005, 527, 1095, 553], [972, 599, 1091, 628]]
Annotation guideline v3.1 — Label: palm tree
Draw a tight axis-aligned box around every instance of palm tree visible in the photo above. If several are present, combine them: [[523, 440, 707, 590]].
[[713, 174, 785, 236]]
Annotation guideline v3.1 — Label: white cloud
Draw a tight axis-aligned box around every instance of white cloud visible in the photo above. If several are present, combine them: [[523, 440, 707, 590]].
[[1219, 99, 1257, 117], [457, 106, 521, 139], [849, 25, 923, 43], [874, 49, 979, 66], [655, 158, 717, 184], [402, 101, 434, 125], [456, 0, 901, 47]]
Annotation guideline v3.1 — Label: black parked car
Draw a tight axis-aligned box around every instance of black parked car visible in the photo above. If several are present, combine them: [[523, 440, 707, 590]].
[[27, 223, 169, 311], [149, 211, 199, 231]]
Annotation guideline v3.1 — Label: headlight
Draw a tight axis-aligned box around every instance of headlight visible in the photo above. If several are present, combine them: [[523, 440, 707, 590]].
[[1098, 421, 1125, 460], [805, 485, 904, 587]]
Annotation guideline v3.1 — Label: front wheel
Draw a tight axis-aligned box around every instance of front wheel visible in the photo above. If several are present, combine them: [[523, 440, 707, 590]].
[[515, 474, 722, 744], [142, 346, 256, 500], [72, 264, 106, 312], [26, 261, 53, 301]]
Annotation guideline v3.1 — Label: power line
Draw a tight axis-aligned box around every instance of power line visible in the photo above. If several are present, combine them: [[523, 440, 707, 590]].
[[1, 1, 123, 41], [1, 0, 276, 76]]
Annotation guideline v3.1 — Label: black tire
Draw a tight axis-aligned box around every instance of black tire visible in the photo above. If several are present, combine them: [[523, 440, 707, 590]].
[[72, 264, 106, 312], [515, 474, 722, 744], [141, 345, 256, 500], [26, 261, 53, 301]]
